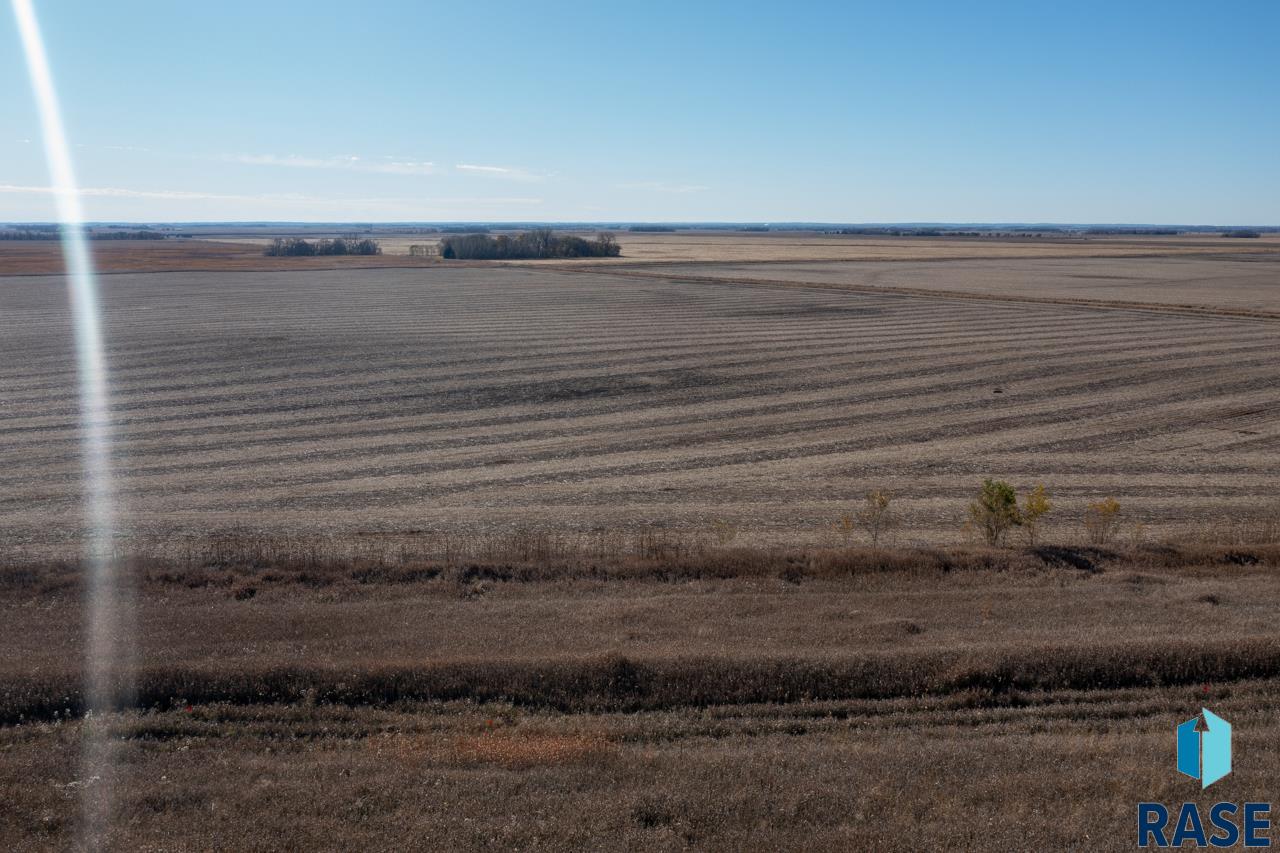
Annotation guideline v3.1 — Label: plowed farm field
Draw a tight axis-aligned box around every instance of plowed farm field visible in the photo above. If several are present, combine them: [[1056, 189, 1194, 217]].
[[2, 263, 1278, 550]]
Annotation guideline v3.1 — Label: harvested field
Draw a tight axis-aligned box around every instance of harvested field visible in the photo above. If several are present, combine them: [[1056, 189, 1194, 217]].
[[3, 264, 1280, 551], [5, 231, 1279, 275], [563, 231, 1280, 265], [389, 230, 1280, 264], [0, 239, 443, 275], [622, 253, 1280, 316]]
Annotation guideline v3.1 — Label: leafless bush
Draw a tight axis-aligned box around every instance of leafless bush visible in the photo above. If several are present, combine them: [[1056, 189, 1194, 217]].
[[855, 490, 897, 546], [1083, 498, 1122, 545]]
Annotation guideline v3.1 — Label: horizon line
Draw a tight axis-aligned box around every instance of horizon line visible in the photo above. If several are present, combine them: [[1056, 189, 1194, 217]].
[[3, 220, 1278, 229]]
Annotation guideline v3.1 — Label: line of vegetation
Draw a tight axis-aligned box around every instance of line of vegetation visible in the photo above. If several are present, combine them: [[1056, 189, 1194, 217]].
[[4, 528, 1277, 599], [1081, 227, 1180, 235], [263, 237, 382, 257], [7, 636, 1280, 723], [628, 225, 677, 232], [440, 229, 620, 260], [1222, 229, 1261, 238], [0, 229, 169, 240]]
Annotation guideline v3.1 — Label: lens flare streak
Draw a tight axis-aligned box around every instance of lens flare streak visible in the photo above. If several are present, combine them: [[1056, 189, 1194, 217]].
[[11, 0, 127, 845]]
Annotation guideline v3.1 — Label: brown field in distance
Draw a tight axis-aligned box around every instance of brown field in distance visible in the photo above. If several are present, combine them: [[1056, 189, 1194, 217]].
[[619, 254, 1280, 316], [5, 228, 1279, 274]]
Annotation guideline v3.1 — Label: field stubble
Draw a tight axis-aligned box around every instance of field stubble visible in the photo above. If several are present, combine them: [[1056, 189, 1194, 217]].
[[3, 263, 1280, 551]]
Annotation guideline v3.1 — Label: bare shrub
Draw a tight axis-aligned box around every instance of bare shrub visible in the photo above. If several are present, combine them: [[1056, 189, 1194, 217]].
[[1084, 498, 1122, 545], [710, 519, 739, 547], [855, 490, 897, 547], [832, 513, 856, 547]]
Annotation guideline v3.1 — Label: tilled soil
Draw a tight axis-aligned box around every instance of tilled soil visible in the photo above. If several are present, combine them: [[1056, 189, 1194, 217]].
[[2, 264, 1278, 550]]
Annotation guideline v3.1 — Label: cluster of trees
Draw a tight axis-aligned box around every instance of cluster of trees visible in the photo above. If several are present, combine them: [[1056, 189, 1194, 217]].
[[629, 225, 677, 232], [1223, 230, 1261, 238], [966, 480, 1053, 547], [264, 237, 382, 257], [966, 480, 1126, 546], [829, 481, 1126, 549], [439, 229, 620, 260]]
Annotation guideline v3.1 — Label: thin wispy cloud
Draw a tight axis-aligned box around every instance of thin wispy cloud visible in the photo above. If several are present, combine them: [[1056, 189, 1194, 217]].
[[231, 153, 438, 176], [102, 144, 156, 153], [0, 183, 542, 211], [0, 183, 284, 202], [74, 143, 157, 153], [454, 163, 546, 182], [618, 181, 710, 194]]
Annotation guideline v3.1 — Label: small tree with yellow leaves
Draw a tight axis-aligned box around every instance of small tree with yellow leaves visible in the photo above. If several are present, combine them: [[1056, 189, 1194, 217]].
[[1020, 484, 1052, 546], [969, 479, 1021, 547]]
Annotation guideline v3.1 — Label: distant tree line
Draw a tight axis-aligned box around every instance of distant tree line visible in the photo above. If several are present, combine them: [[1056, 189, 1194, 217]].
[[0, 229, 169, 241], [440, 225, 490, 234], [629, 225, 677, 232], [1222, 230, 1261, 238], [439, 229, 620, 260], [91, 230, 169, 240], [264, 237, 382, 257], [833, 227, 948, 237], [1082, 227, 1179, 236], [829, 227, 1083, 238]]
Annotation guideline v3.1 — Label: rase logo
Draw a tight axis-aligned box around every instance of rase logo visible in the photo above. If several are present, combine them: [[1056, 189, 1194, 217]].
[[1138, 709, 1272, 849], [1178, 708, 1232, 789]]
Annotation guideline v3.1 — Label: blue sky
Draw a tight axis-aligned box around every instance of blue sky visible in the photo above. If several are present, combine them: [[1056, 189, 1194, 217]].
[[3, 0, 1277, 223]]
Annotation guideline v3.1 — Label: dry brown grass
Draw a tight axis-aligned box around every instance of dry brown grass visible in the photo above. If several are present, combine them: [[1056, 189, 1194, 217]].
[[450, 729, 613, 768], [3, 683, 1278, 850], [3, 536, 1280, 849], [3, 535, 1280, 722]]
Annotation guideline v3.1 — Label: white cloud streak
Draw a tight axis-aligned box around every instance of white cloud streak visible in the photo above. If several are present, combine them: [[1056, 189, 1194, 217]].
[[617, 181, 710, 194], [0, 183, 274, 202], [0, 183, 542, 211], [454, 163, 545, 182], [230, 153, 438, 176]]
